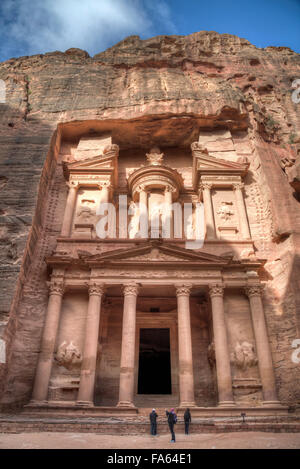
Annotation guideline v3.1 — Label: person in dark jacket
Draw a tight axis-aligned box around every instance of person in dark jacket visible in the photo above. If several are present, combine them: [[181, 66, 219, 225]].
[[165, 408, 177, 442], [184, 408, 191, 435], [149, 408, 158, 435]]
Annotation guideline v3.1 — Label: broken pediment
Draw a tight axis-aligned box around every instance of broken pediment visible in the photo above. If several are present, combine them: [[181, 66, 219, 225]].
[[63, 147, 119, 185], [191, 142, 249, 189], [74, 135, 113, 160]]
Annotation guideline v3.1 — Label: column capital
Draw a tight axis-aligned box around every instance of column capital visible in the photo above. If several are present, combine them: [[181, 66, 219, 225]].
[[136, 184, 147, 193], [164, 184, 176, 193], [200, 182, 213, 191], [48, 280, 65, 296], [209, 284, 224, 298], [191, 142, 209, 153], [245, 284, 263, 298], [122, 282, 139, 297], [232, 182, 245, 191], [88, 282, 105, 296], [66, 179, 80, 189], [103, 143, 119, 155], [98, 181, 111, 190], [175, 284, 192, 297]]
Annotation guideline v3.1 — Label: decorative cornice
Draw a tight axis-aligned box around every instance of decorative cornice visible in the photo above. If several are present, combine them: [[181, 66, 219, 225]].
[[209, 284, 224, 297], [175, 284, 192, 297]]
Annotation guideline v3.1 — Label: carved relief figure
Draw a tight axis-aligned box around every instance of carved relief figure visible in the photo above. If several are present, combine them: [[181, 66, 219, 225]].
[[230, 341, 258, 370], [76, 199, 96, 223], [217, 201, 234, 221], [207, 341, 216, 367], [146, 147, 164, 166], [128, 200, 141, 238], [55, 341, 82, 370]]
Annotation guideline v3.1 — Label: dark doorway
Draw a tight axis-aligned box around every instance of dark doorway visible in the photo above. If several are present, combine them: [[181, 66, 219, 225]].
[[138, 328, 171, 394]]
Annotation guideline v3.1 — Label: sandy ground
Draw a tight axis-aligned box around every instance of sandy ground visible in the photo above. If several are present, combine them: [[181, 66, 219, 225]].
[[0, 432, 299, 449]]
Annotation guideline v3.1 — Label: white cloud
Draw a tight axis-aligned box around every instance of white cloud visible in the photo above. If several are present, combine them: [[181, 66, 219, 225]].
[[0, 0, 176, 60]]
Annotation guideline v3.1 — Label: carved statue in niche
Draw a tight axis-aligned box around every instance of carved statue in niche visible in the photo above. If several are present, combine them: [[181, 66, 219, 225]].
[[230, 341, 258, 370], [54, 341, 82, 370], [207, 341, 216, 367], [146, 147, 164, 166], [217, 201, 234, 221], [128, 200, 140, 239], [76, 199, 96, 223]]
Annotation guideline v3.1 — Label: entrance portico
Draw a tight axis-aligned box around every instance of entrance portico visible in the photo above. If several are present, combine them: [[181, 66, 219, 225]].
[[27, 240, 285, 416]]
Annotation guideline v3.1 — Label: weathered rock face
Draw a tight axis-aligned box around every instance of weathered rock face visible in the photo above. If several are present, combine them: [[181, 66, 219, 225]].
[[0, 31, 299, 409]]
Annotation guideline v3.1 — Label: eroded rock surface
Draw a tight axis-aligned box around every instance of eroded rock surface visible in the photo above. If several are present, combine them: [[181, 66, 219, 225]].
[[0, 31, 299, 410]]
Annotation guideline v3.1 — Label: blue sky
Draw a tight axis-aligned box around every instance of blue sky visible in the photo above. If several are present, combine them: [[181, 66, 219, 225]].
[[0, 0, 299, 62]]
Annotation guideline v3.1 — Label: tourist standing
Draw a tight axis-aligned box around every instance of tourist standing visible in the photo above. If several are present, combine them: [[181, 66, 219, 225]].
[[149, 408, 158, 435], [166, 408, 177, 442], [184, 408, 191, 435]]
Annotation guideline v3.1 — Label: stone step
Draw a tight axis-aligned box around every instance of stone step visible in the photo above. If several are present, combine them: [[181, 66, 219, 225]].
[[0, 418, 299, 435]]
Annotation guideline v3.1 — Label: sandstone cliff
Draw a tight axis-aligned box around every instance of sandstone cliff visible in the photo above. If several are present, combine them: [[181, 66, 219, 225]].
[[0, 31, 299, 408]]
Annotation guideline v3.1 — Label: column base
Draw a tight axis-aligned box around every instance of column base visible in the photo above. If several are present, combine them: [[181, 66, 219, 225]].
[[27, 400, 48, 407], [117, 401, 136, 408], [218, 401, 236, 408], [76, 401, 94, 407], [179, 402, 197, 408], [262, 400, 282, 408]]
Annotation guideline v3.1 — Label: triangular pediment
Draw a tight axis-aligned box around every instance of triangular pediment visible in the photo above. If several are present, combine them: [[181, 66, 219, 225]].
[[63, 153, 118, 184], [195, 153, 249, 174], [82, 241, 230, 266], [67, 154, 116, 171]]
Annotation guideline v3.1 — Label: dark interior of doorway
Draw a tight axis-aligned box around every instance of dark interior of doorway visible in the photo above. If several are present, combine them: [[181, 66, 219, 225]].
[[138, 328, 171, 394]]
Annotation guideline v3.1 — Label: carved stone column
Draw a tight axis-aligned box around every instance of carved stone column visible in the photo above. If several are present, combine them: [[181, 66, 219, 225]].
[[77, 282, 105, 406], [137, 185, 148, 238], [209, 284, 235, 406], [31, 279, 65, 403], [163, 185, 174, 239], [61, 181, 79, 237], [176, 284, 196, 407], [117, 283, 139, 407], [98, 181, 116, 238], [233, 182, 251, 239], [99, 181, 110, 204], [245, 285, 280, 405], [200, 183, 216, 240]]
